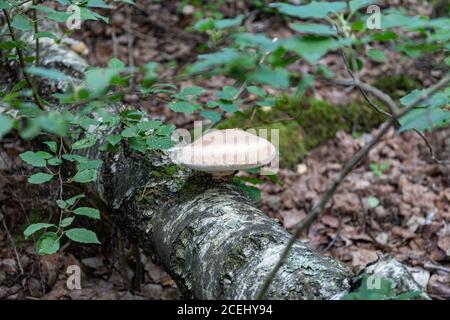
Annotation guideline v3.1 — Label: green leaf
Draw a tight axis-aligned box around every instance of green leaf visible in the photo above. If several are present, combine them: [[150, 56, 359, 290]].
[[289, 23, 337, 36], [0, 40, 28, 50], [249, 66, 290, 88], [217, 86, 238, 100], [395, 291, 424, 300], [43, 141, 57, 153], [56, 199, 68, 209], [72, 169, 97, 183], [188, 48, 241, 74], [234, 33, 277, 51], [71, 137, 97, 150], [60, 217, 74, 228], [371, 31, 398, 41], [36, 151, 53, 160], [84, 68, 116, 95], [47, 157, 62, 166], [193, 18, 215, 31], [26, 67, 68, 81], [168, 101, 200, 113], [62, 154, 89, 162], [214, 15, 243, 29], [137, 120, 162, 131], [0, 0, 15, 9], [247, 86, 266, 97], [36, 232, 60, 255], [283, 37, 350, 64], [399, 107, 450, 132], [121, 126, 138, 138], [73, 207, 100, 219], [233, 178, 261, 203], [0, 114, 14, 139], [272, 1, 347, 19], [12, 14, 33, 31], [217, 101, 239, 113], [20, 151, 47, 167], [367, 48, 388, 62], [106, 134, 122, 146], [28, 173, 54, 184], [200, 110, 221, 123], [66, 194, 85, 206], [87, 0, 111, 8], [24, 223, 55, 239], [37, 111, 68, 136], [155, 124, 175, 136], [142, 62, 159, 85], [146, 136, 173, 149], [79, 7, 109, 23], [107, 57, 125, 70], [65, 228, 101, 244], [368, 196, 380, 208], [400, 90, 446, 108], [349, 0, 375, 13], [128, 137, 147, 153], [34, 31, 59, 41], [173, 86, 205, 100]]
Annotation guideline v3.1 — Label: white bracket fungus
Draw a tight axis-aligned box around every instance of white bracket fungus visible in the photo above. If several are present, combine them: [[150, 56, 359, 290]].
[[169, 129, 277, 176]]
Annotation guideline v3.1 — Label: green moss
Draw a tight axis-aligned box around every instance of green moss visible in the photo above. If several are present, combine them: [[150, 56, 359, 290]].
[[216, 95, 385, 168], [373, 74, 421, 100]]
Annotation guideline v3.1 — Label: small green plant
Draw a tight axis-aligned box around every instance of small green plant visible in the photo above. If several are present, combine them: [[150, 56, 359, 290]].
[[367, 196, 380, 208], [369, 162, 390, 177], [342, 274, 424, 300]]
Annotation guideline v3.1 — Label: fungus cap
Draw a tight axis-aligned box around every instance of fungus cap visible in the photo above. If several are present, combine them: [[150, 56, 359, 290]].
[[170, 129, 277, 175]]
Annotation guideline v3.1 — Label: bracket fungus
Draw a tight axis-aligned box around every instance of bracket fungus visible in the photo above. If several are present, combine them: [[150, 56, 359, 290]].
[[169, 129, 277, 176]]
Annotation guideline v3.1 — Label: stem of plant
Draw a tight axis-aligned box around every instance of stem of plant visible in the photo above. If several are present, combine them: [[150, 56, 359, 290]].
[[33, 0, 40, 65], [255, 75, 450, 299], [2, 8, 45, 110]]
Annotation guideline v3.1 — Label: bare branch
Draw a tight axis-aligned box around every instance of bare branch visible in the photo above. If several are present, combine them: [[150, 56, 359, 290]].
[[413, 129, 450, 165], [332, 78, 399, 116]]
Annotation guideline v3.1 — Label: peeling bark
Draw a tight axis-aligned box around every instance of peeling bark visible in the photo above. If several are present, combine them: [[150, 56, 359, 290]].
[[97, 150, 351, 299]]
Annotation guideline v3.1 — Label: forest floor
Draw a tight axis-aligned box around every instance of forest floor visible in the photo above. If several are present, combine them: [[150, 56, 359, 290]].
[[1, 0, 449, 300]]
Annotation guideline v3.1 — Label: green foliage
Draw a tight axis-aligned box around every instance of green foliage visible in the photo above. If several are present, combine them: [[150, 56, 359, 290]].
[[367, 196, 380, 208], [65, 228, 101, 244], [0, 115, 14, 138], [233, 176, 262, 203], [28, 172, 54, 184], [342, 274, 424, 300], [370, 162, 390, 177]]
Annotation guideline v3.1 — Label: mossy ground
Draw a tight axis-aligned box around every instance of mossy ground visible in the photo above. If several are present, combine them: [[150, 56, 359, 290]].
[[373, 74, 421, 100], [216, 95, 386, 168]]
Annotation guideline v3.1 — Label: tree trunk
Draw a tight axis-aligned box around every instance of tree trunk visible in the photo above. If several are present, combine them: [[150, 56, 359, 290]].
[[95, 148, 351, 299]]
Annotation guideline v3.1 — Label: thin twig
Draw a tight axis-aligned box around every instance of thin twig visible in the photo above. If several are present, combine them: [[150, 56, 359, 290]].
[[125, 5, 135, 89], [255, 75, 450, 299], [413, 129, 450, 165], [2, 8, 45, 110], [1, 213, 25, 275], [32, 0, 39, 65], [332, 78, 398, 116], [337, 34, 399, 116], [423, 262, 450, 273]]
